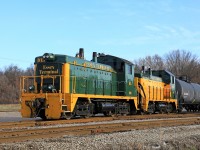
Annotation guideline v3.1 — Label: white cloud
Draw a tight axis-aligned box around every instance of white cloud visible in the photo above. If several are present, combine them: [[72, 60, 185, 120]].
[[97, 25, 200, 50]]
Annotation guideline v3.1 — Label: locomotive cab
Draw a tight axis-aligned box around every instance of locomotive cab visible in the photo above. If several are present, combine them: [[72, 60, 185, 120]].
[[97, 54, 137, 97]]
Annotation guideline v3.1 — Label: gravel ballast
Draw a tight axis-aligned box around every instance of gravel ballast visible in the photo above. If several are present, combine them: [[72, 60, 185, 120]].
[[0, 125, 200, 150]]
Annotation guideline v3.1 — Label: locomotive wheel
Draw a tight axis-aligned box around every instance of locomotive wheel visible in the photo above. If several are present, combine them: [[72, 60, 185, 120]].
[[122, 113, 127, 116], [65, 114, 73, 120], [61, 111, 74, 120], [41, 115, 47, 120], [147, 103, 155, 114], [83, 113, 93, 118], [166, 103, 173, 113], [103, 111, 110, 116], [137, 110, 144, 115], [83, 115, 90, 119], [103, 111, 115, 117], [39, 109, 47, 120]]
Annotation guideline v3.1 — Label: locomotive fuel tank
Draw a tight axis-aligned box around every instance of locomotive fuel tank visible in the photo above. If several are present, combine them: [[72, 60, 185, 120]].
[[176, 79, 200, 104]]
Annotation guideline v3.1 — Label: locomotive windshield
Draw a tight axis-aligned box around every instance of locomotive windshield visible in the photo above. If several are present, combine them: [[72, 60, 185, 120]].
[[35, 62, 62, 93]]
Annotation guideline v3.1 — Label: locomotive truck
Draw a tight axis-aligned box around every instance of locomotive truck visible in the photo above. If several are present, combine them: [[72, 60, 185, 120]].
[[20, 48, 198, 120]]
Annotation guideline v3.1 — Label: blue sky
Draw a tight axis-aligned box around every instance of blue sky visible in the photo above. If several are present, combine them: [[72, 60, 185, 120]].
[[0, 0, 200, 70]]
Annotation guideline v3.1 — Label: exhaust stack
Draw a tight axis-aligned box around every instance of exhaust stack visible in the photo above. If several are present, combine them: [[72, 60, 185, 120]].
[[92, 52, 97, 63], [79, 48, 84, 59]]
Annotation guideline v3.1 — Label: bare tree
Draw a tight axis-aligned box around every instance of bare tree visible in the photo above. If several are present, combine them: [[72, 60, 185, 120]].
[[2, 65, 23, 103], [134, 54, 164, 73], [165, 50, 199, 82], [134, 50, 200, 82], [24, 64, 34, 76], [0, 75, 10, 104], [0, 64, 35, 104]]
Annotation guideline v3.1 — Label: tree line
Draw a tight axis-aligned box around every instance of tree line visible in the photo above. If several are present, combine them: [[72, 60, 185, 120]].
[[134, 50, 200, 83], [0, 49, 199, 104], [0, 65, 34, 104]]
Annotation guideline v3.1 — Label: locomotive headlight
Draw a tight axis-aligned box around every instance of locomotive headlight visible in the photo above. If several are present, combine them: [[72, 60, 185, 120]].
[[47, 85, 55, 92], [29, 85, 35, 92], [42, 85, 56, 93], [43, 53, 55, 61]]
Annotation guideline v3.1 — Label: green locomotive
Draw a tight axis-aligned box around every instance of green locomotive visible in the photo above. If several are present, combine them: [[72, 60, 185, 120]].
[[20, 49, 138, 119]]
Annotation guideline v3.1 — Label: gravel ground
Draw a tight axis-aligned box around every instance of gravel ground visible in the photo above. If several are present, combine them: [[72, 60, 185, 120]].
[[0, 125, 200, 150]]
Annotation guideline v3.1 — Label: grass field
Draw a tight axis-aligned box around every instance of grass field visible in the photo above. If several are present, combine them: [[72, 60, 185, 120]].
[[0, 104, 21, 112]]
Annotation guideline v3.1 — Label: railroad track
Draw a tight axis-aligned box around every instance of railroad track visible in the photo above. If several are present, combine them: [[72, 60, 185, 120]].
[[0, 113, 199, 130], [0, 115, 200, 143]]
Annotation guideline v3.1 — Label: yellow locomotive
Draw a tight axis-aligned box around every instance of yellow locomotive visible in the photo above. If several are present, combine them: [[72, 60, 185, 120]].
[[135, 68, 177, 114]]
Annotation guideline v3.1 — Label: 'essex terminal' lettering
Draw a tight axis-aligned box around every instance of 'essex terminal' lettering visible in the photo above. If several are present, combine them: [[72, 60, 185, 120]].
[[39, 65, 58, 75], [43, 65, 55, 70]]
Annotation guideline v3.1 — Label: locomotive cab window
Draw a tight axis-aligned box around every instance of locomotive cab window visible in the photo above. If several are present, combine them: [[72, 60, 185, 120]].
[[171, 76, 175, 84], [119, 62, 125, 72], [128, 65, 132, 75]]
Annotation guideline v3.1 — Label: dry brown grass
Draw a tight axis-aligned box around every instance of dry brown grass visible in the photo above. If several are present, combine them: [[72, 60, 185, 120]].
[[0, 104, 21, 112]]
